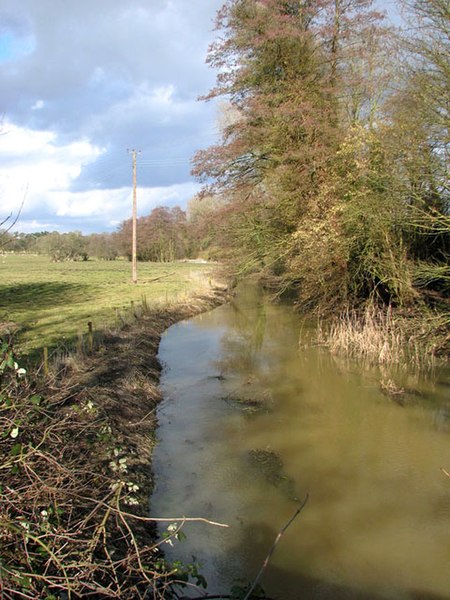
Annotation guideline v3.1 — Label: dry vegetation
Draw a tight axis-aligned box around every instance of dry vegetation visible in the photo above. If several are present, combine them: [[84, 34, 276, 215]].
[[317, 303, 450, 368]]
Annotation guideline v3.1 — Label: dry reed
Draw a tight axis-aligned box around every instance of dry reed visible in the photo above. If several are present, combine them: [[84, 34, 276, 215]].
[[317, 303, 446, 368]]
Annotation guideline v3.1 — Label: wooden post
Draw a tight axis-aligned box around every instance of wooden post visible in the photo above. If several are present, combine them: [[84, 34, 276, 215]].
[[87, 321, 93, 354], [43, 347, 49, 377]]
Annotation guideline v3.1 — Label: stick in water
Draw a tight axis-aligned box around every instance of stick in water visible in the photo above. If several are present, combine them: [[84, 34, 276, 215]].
[[243, 493, 309, 600]]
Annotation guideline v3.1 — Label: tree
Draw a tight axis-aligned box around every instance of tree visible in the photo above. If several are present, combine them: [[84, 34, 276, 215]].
[[36, 232, 89, 262], [193, 0, 393, 301], [187, 193, 228, 259], [387, 0, 450, 293], [87, 233, 120, 260], [118, 206, 191, 262]]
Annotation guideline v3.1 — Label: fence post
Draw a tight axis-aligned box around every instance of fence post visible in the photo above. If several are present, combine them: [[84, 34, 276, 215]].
[[87, 321, 93, 354], [43, 347, 49, 377]]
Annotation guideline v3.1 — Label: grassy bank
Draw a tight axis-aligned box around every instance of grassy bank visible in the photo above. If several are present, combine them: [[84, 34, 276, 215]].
[[0, 254, 217, 358], [0, 256, 233, 599]]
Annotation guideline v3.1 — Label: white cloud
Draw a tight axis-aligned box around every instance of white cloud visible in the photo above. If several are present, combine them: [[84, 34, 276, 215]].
[[14, 219, 55, 232], [53, 182, 200, 220], [0, 122, 104, 214], [0, 123, 54, 155]]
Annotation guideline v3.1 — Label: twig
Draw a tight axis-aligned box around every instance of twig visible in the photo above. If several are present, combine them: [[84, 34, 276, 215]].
[[3, 522, 73, 598], [243, 494, 309, 600], [72, 493, 229, 527], [145, 272, 176, 283], [128, 408, 156, 427], [179, 595, 232, 599], [114, 487, 153, 586], [0, 187, 27, 249]]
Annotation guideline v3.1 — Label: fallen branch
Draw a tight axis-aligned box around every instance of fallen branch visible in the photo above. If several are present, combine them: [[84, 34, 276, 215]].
[[243, 494, 309, 600], [146, 271, 176, 283]]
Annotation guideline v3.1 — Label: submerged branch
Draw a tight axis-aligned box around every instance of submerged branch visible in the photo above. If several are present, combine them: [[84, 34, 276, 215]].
[[243, 494, 310, 600]]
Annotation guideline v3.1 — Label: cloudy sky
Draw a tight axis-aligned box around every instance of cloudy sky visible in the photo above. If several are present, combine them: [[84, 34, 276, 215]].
[[0, 0, 399, 234]]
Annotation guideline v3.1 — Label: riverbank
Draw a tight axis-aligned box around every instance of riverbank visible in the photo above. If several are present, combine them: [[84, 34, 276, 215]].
[[0, 284, 232, 599]]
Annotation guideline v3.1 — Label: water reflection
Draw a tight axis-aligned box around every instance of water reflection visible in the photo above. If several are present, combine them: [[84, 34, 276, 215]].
[[152, 285, 450, 600]]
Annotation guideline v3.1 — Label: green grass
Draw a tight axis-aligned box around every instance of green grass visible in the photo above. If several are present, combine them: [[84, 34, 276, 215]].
[[0, 254, 216, 357]]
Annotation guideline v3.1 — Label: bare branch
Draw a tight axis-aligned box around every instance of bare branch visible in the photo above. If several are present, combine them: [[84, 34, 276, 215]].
[[243, 494, 310, 600], [0, 186, 28, 249]]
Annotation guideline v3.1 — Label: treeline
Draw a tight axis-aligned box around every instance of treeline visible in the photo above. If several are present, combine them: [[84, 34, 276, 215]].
[[191, 0, 449, 311], [0, 201, 219, 262]]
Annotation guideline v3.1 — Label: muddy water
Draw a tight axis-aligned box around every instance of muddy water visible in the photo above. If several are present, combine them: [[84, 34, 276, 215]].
[[152, 285, 450, 600]]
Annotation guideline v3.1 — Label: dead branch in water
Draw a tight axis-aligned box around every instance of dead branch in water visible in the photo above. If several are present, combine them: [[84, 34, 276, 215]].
[[242, 494, 309, 600]]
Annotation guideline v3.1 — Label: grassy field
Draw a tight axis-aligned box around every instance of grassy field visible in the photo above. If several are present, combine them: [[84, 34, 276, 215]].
[[0, 254, 217, 357]]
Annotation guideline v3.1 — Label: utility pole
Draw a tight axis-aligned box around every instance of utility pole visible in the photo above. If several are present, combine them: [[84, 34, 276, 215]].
[[128, 149, 141, 284]]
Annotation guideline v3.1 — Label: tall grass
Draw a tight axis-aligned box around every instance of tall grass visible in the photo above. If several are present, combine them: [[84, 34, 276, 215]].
[[317, 303, 447, 368]]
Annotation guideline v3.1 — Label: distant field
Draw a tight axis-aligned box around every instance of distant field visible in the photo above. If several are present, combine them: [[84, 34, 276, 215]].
[[0, 254, 216, 357]]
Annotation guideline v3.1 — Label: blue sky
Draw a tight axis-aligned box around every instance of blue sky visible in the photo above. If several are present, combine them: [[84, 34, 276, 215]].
[[0, 0, 402, 234], [0, 32, 32, 61]]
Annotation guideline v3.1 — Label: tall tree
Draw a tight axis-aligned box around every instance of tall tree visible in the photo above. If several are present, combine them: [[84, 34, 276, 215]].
[[193, 0, 390, 302]]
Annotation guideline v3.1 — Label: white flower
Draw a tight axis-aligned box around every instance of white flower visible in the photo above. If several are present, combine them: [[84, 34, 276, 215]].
[[10, 427, 19, 439], [124, 496, 139, 506], [16, 368, 27, 378], [118, 457, 128, 472]]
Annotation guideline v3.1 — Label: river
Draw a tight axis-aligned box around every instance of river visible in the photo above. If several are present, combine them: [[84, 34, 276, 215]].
[[151, 285, 450, 600]]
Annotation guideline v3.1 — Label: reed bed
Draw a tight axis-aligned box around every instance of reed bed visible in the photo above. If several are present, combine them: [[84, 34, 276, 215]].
[[317, 304, 448, 368]]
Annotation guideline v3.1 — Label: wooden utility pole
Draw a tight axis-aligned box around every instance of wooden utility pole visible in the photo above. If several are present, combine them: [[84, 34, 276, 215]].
[[128, 149, 140, 284]]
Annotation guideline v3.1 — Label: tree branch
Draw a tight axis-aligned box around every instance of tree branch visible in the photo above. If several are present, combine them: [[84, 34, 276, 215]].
[[243, 493, 309, 600], [0, 187, 27, 249]]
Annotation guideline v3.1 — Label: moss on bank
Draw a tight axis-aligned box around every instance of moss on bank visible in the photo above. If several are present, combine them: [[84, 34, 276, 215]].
[[0, 287, 231, 599]]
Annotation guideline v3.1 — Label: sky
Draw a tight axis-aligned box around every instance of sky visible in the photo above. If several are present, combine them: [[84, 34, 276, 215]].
[[0, 0, 400, 235]]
